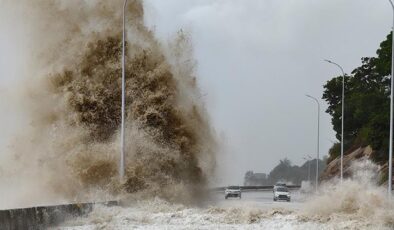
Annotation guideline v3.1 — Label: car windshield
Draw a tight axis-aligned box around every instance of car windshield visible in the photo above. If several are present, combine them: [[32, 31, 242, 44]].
[[228, 186, 240, 189], [276, 187, 288, 192]]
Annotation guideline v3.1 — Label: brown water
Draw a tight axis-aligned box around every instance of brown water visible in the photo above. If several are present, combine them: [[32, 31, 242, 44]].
[[0, 0, 216, 208]]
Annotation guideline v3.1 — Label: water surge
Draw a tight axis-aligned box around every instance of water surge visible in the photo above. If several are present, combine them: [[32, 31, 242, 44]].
[[0, 0, 216, 208]]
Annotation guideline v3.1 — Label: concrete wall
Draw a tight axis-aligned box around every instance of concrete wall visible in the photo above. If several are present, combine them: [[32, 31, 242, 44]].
[[0, 201, 117, 230]]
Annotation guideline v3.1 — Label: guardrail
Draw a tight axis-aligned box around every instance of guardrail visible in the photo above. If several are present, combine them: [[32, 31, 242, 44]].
[[0, 201, 118, 230], [211, 185, 301, 192]]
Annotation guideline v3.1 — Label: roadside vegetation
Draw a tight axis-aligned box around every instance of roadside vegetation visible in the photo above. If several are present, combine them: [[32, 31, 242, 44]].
[[323, 32, 392, 165], [244, 158, 326, 185]]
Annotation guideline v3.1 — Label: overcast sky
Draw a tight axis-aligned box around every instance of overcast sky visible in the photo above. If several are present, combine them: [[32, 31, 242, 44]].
[[0, 0, 393, 185], [143, 0, 393, 185]]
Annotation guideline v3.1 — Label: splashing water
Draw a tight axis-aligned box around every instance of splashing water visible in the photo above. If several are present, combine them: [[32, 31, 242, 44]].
[[58, 160, 394, 229], [301, 160, 394, 229], [2, 2, 394, 229], [0, 0, 216, 208]]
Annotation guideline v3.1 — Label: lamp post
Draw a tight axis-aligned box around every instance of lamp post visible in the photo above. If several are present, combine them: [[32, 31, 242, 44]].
[[306, 95, 320, 192], [324, 59, 345, 183], [388, 0, 394, 196], [120, 0, 129, 181], [303, 155, 312, 182]]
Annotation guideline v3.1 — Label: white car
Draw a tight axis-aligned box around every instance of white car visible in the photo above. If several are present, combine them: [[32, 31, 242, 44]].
[[225, 186, 242, 199], [273, 186, 291, 202]]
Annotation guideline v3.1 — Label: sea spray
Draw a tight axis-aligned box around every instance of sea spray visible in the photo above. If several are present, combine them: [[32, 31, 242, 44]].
[[62, 160, 394, 229], [302, 160, 394, 228], [0, 0, 216, 208]]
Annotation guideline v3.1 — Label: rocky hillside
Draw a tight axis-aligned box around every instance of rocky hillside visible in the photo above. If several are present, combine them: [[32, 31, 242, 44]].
[[321, 145, 391, 185]]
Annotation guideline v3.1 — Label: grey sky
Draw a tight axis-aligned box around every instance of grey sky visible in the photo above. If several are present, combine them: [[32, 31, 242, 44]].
[[0, 0, 393, 186], [143, 0, 392, 185]]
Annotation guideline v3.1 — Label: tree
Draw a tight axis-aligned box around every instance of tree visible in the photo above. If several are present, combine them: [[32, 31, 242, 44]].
[[323, 33, 392, 163], [265, 158, 325, 185]]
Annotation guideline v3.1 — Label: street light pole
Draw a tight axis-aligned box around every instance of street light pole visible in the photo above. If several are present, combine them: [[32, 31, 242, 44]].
[[120, 0, 129, 181], [388, 0, 394, 197], [306, 95, 320, 193], [324, 59, 345, 183], [308, 159, 311, 182], [303, 156, 311, 182]]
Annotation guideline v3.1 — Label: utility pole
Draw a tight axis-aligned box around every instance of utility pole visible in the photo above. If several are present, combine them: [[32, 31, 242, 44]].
[[324, 59, 345, 183], [120, 0, 129, 181], [304, 155, 312, 182], [306, 95, 320, 192], [387, 0, 394, 197]]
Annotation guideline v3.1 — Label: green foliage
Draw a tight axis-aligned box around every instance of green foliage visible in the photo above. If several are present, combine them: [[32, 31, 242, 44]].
[[268, 159, 295, 183], [243, 158, 326, 185], [327, 142, 340, 164], [323, 33, 392, 162], [269, 158, 325, 185]]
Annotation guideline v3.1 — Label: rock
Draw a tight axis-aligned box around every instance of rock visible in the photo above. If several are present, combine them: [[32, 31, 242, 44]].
[[320, 146, 374, 181]]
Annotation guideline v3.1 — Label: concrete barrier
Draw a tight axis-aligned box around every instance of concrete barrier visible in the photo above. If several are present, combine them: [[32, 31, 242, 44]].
[[0, 201, 118, 230], [211, 185, 301, 192]]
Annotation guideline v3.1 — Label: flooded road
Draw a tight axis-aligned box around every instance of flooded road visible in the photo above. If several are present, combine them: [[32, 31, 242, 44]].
[[56, 190, 391, 230], [209, 190, 305, 211]]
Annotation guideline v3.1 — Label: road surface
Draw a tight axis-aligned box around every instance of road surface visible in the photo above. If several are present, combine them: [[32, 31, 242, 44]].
[[208, 190, 305, 211], [57, 190, 392, 230]]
